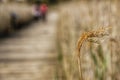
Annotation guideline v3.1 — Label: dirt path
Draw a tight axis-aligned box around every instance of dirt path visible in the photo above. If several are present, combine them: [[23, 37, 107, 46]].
[[0, 11, 59, 80]]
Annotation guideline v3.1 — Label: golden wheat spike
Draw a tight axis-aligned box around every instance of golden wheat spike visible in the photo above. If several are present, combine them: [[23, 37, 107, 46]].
[[76, 26, 111, 80]]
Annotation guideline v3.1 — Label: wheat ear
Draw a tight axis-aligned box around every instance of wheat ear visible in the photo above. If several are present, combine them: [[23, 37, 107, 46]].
[[76, 27, 111, 80]]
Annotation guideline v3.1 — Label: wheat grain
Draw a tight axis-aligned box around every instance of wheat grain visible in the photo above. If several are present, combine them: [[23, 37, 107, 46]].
[[76, 27, 111, 80]]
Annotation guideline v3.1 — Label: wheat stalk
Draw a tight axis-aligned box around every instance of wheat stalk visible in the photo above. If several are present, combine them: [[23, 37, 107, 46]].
[[76, 27, 111, 80]]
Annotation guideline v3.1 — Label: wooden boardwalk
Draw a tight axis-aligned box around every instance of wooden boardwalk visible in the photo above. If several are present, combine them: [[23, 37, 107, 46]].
[[0, 12, 59, 80]]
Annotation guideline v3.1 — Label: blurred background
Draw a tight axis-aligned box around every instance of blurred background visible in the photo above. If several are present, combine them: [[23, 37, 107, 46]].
[[0, 0, 119, 80]]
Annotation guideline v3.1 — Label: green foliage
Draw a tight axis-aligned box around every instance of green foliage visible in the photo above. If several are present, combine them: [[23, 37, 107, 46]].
[[90, 44, 98, 66], [57, 42, 63, 62], [27, 0, 57, 4], [27, 0, 72, 4], [90, 44, 107, 80]]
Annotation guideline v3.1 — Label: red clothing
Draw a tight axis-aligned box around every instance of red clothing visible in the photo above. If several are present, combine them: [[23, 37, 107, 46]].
[[40, 4, 48, 14]]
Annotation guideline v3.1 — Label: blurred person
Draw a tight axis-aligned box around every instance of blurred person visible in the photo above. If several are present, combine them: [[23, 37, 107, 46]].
[[33, 0, 42, 20], [33, 4, 41, 20], [40, 3, 48, 21], [11, 12, 18, 29]]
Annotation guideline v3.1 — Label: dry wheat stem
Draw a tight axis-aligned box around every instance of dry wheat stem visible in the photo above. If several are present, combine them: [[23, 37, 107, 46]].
[[76, 27, 111, 80]]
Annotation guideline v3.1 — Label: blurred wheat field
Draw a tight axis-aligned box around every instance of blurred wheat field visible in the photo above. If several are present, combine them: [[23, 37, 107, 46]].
[[57, 1, 120, 80]]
